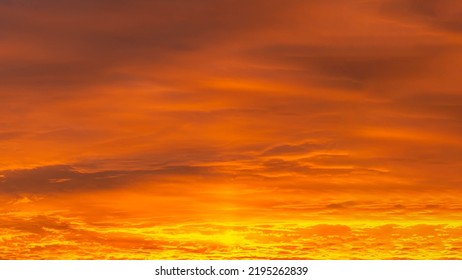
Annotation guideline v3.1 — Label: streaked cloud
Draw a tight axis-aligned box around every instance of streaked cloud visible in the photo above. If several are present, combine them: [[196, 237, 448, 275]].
[[1, 0, 462, 259]]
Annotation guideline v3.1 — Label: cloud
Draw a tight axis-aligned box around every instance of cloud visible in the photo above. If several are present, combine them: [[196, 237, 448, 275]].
[[0, 215, 71, 235], [0, 164, 215, 194], [259, 158, 359, 176], [248, 43, 448, 89], [0, 131, 26, 141], [0, 0, 299, 91], [392, 92, 462, 122], [262, 142, 322, 156], [1, 215, 461, 259], [380, 0, 462, 33]]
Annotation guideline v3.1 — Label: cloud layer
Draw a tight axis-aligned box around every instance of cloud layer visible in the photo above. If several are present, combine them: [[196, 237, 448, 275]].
[[1, 0, 462, 259]]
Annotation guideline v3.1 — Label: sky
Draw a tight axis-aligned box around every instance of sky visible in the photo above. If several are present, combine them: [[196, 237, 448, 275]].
[[1, 0, 462, 259]]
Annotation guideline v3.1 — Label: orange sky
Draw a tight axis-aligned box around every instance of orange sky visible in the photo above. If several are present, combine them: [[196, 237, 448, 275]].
[[1, 0, 462, 259]]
